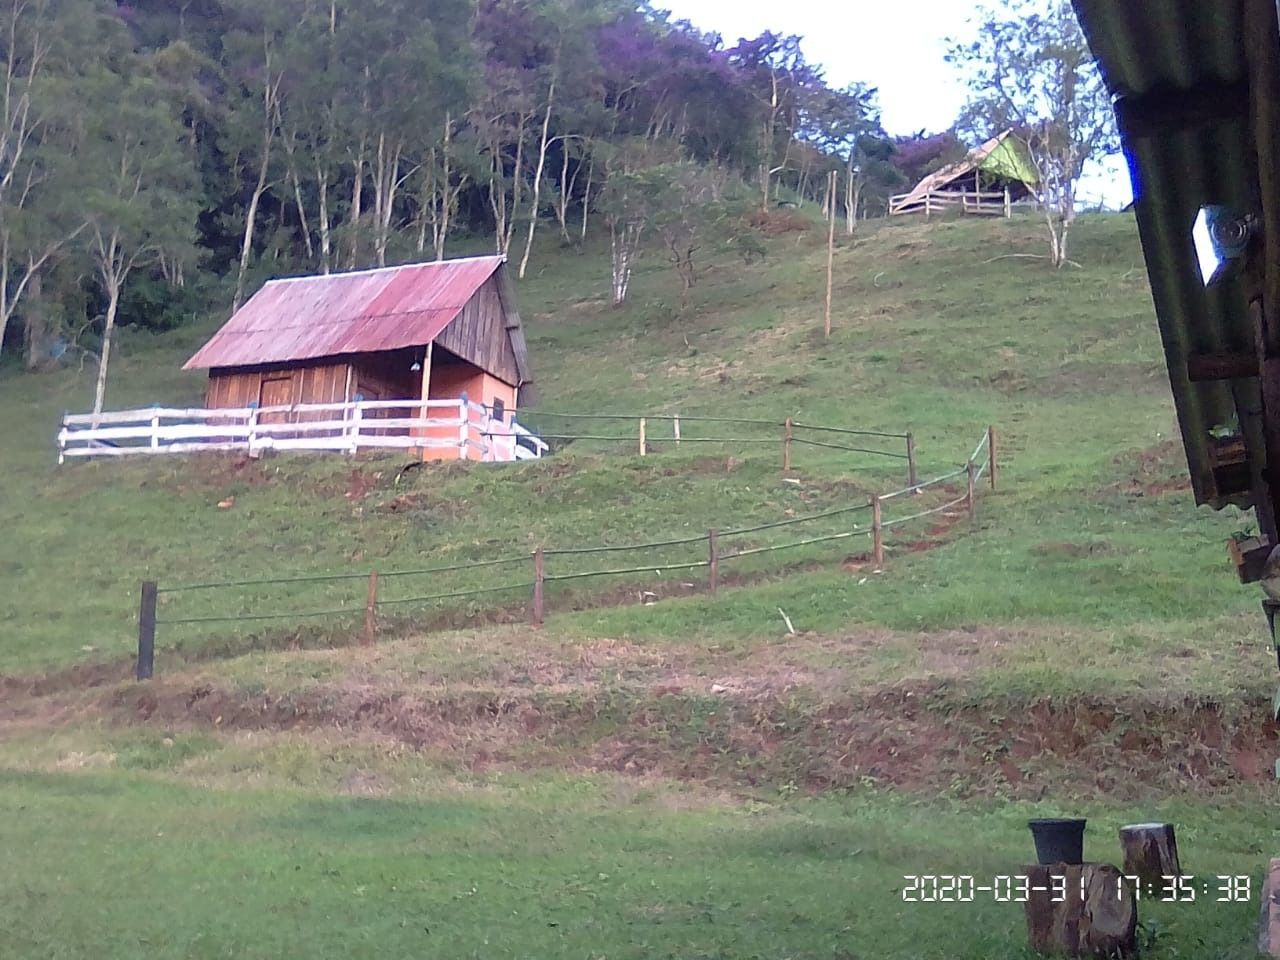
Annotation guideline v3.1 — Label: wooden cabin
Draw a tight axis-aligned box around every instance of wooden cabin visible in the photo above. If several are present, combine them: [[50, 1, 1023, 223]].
[[183, 256, 532, 460], [889, 129, 1038, 217]]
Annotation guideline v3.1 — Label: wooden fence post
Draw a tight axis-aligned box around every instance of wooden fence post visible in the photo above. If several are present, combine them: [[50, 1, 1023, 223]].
[[532, 547, 545, 625], [1003, 185, 1011, 218], [708, 529, 719, 595], [674, 415, 681, 447], [458, 392, 469, 460], [906, 432, 918, 491], [988, 425, 998, 491], [362, 571, 379, 647], [137, 581, 157, 681], [783, 417, 793, 472], [824, 169, 836, 339], [871, 496, 884, 566], [247, 404, 260, 457], [966, 460, 977, 518], [150, 407, 160, 451], [639, 417, 647, 456], [347, 399, 361, 455]]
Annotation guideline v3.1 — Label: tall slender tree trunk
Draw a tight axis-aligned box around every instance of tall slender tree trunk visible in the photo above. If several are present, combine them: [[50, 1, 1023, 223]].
[[372, 132, 397, 267], [348, 136, 366, 269], [555, 141, 572, 241], [580, 156, 594, 241], [288, 166, 314, 261], [844, 154, 858, 236], [505, 113, 528, 256], [93, 276, 121, 418], [519, 77, 557, 279], [317, 164, 332, 274], [234, 144, 271, 312]]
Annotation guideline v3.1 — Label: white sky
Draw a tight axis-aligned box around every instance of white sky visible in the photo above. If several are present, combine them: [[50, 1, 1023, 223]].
[[657, 0, 1131, 208]]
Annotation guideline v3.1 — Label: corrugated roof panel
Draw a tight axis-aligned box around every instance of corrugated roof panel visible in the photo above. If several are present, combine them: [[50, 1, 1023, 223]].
[[184, 256, 506, 370], [1073, 0, 1259, 508]]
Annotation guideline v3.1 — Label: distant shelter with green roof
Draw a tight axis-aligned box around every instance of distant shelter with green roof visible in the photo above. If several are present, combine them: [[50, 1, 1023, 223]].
[[889, 129, 1039, 217]]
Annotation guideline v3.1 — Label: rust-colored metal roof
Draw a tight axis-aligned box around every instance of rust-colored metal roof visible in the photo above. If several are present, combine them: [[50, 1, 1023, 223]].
[[184, 256, 508, 370]]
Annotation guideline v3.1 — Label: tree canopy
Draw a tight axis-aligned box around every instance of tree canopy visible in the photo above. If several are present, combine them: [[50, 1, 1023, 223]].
[[2, 0, 908, 369]]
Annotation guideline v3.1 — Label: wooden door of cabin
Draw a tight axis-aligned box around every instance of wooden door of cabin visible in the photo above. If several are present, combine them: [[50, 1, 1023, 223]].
[[258, 377, 293, 423]]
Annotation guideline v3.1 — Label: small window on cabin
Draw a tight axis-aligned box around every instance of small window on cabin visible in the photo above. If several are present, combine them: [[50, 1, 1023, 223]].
[[491, 398, 505, 424]]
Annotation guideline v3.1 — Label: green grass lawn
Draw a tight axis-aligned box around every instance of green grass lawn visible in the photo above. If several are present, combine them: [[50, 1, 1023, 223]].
[[0, 761, 1269, 960], [3, 212, 1278, 958]]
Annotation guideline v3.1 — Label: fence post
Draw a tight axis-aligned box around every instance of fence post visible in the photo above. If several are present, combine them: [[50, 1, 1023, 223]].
[[966, 460, 977, 518], [871, 496, 884, 565], [347, 399, 361, 455], [247, 404, 260, 457], [906, 432, 918, 491], [137, 581, 157, 681], [783, 417, 793, 472], [150, 407, 160, 451], [532, 547, 545, 625], [639, 417, 647, 456], [708, 529, 719, 595], [362, 571, 379, 647], [988, 425, 998, 491], [674, 415, 681, 447], [458, 392, 469, 460], [1003, 185, 1011, 218]]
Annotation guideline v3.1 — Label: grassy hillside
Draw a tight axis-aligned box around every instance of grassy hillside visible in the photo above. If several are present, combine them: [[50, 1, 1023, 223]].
[[3, 212, 1276, 959], [1, 213, 1257, 675]]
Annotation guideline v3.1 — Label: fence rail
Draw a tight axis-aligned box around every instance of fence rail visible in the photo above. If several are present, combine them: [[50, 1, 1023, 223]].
[[58, 399, 549, 463], [60, 402, 920, 483], [889, 187, 1013, 218], [131, 426, 1001, 680]]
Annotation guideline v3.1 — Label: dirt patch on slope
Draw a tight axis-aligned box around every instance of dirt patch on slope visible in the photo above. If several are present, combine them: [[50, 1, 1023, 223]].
[[78, 677, 1277, 801], [1111, 440, 1193, 498]]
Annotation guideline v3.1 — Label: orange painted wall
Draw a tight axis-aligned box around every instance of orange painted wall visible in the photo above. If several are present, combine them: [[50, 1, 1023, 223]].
[[416, 362, 518, 461]]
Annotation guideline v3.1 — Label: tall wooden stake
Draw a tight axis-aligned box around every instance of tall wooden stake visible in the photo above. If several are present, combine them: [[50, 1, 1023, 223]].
[[966, 461, 977, 518], [532, 547, 545, 625], [362, 571, 379, 647], [639, 417, 646, 456], [137, 580, 157, 681], [906, 432, 918, 491], [988, 425, 998, 491], [783, 417, 793, 472], [674, 415, 681, 447], [871, 496, 884, 566], [824, 170, 836, 339], [708, 529, 719, 595]]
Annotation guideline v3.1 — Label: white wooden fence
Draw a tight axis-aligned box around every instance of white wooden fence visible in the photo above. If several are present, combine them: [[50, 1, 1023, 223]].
[[889, 188, 1012, 218], [57, 399, 549, 463]]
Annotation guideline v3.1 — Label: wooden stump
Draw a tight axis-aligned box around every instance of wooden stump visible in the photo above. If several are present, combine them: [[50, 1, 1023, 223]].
[[1258, 858, 1280, 956], [1120, 822, 1180, 891], [1023, 863, 1136, 958]]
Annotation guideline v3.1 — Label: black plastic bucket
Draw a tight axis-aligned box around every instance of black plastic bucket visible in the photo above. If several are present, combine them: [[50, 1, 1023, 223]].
[[1028, 818, 1087, 865]]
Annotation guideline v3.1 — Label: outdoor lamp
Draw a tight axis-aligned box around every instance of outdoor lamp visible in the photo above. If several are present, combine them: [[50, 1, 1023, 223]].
[[1192, 204, 1254, 286]]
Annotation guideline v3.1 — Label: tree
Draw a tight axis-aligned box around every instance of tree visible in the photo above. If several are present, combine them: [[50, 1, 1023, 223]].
[[949, 0, 1116, 266], [0, 0, 99, 368], [79, 67, 198, 415], [727, 32, 823, 210], [648, 161, 743, 306], [221, 1, 285, 308], [597, 140, 670, 306]]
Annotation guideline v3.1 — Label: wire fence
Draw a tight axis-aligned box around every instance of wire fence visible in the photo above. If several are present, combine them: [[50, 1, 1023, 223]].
[[476, 407, 918, 484], [131, 425, 1000, 680]]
